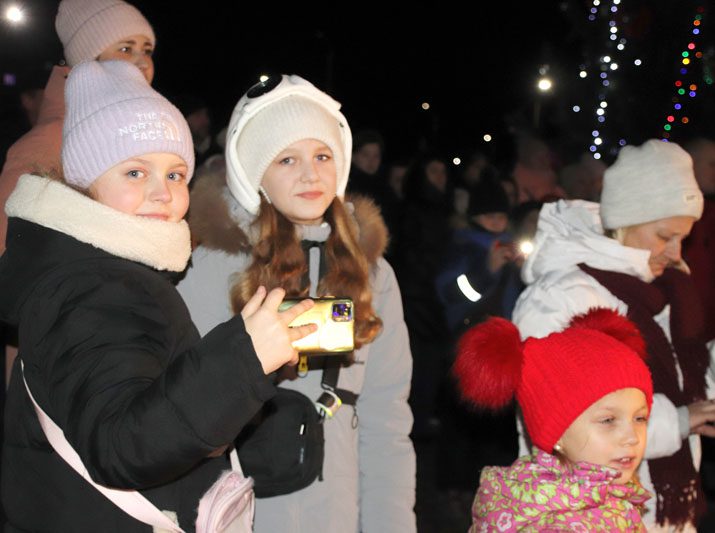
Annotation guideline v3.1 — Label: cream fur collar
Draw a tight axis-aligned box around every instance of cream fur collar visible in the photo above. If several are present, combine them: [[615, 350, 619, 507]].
[[6, 175, 191, 272]]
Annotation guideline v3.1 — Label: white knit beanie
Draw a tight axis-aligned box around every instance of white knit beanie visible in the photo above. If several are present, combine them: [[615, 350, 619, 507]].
[[225, 74, 352, 215], [62, 60, 194, 189], [55, 0, 155, 66], [600, 139, 703, 230]]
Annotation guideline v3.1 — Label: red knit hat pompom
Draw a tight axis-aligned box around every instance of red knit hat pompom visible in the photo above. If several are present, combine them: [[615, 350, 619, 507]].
[[569, 307, 647, 360], [453, 317, 524, 409]]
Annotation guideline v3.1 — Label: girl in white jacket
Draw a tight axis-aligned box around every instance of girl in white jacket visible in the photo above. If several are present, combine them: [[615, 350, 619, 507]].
[[512, 139, 715, 532], [177, 74, 416, 532]]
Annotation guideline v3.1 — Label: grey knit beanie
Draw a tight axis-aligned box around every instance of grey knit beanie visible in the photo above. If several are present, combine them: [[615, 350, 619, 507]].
[[62, 60, 194, 189], [600, 139, 703, 230], [55, 0, 155, 66]]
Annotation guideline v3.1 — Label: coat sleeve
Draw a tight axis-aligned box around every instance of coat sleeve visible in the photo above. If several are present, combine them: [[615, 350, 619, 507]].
[[22, 270, 274, 489], [357, 258, 417, 532]]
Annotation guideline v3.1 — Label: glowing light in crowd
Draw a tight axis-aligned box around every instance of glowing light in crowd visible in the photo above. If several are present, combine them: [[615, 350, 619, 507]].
[[519, 241, 534, 257], [483, 134, 492, 142], [421, 102, 430, 110], [452, 157, 461, 165]]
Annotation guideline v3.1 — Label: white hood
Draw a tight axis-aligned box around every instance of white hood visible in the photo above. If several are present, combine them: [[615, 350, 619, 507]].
[[521, 199, 654, 285]]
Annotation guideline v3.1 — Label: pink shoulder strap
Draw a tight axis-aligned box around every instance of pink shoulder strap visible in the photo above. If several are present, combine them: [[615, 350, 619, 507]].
[[21, 361, 185, 532]]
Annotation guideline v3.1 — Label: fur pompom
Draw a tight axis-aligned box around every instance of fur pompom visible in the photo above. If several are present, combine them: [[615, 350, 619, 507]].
[[453, 317, 524, 409], [569, 307, 647, 359]]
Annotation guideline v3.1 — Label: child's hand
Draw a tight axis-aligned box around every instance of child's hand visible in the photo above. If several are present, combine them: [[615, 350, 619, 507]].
[[488, 241, 517, 273], [241, 286, 316, 374]]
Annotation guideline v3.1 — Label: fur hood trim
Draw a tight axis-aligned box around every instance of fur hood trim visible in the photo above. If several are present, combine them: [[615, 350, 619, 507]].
[[188, 170, 388, 264], [6, 174, 191, 272]]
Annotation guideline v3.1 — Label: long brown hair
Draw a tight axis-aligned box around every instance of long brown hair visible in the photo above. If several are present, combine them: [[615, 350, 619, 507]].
[[230, 196, 382, 349]]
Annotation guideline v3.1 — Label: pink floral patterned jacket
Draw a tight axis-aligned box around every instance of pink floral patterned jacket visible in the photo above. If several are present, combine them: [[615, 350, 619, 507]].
[[470, 449, 651, 532]]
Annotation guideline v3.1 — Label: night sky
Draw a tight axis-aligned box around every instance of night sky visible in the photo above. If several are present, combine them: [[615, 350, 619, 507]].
[[3, 1, 714, 165]]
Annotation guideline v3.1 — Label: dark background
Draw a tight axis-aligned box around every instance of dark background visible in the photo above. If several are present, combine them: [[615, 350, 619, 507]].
[[2, 0, 714, 167]]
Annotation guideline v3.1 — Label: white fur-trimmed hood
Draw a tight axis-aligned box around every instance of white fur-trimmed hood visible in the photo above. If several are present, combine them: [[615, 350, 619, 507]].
[[5, 174, 191, 272]]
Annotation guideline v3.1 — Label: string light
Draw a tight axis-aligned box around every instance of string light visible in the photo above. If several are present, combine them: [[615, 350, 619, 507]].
[[660, 6, 707, 140], [578, 0, 623, 159]]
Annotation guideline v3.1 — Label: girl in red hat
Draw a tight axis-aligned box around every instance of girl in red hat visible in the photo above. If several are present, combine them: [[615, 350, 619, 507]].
[[454, 308, 653, 532]]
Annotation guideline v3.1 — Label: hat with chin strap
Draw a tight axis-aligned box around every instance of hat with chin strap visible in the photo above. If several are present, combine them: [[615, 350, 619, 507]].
[[225, 74, 352, 215]]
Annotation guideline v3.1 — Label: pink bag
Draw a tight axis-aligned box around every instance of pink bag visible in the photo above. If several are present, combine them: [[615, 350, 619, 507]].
[[196, 468, 255, 533]]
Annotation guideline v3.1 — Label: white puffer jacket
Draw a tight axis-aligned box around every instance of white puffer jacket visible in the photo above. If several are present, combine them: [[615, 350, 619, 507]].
[[512, 199, 713, 532]]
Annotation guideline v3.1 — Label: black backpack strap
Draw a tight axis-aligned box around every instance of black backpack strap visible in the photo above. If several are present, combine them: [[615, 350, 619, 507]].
[[315, 357, 359, 420], [321, 357, 358, 405]]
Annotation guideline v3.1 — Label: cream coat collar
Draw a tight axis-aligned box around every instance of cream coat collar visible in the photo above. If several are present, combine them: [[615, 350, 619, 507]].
[[5, 174, 191, 272]]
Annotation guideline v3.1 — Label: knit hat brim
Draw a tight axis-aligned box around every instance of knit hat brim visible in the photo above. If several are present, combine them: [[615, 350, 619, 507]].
[[62, 61, 194, 188], [225, 74, 352, 215], [235, 96, 344, 203], [519, 327, 653, 452], [56, 0, 155, 66], [600, 139, 703, 230]]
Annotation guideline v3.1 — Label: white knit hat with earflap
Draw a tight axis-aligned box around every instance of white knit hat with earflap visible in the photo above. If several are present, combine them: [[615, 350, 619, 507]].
[[600, 139, 703, 230], [55, 0, 155, 66], [225, 74, 352, 215]]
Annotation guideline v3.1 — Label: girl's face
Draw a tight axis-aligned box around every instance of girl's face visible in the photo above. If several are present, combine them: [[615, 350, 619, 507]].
[[88, 152, 189, 222], [558, 388, 648, 484], [261, 139, 337, 226], [97, 34, 155, 84], [621, 216, 696, 278]]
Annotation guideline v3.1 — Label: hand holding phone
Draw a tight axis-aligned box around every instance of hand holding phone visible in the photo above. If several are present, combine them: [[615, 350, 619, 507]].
[[279, 297, 355, 354], [241, 287, 317, 373]]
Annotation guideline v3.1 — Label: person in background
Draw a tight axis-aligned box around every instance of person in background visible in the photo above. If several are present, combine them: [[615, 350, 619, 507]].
[[455, 308, 653, 532], [348, 128, 385, 197], [511, 134, 565, 203], [392, 151, 453, 440], [178, 74, 416, 532], [682, 137, 715, 341], [173, 94, 223, 170], [347, 128, 402, 252], [0, 0, 156, 254], [512, 139, 715, 531], [0, 60, 315, 532], [436, 177, 523, 334], [559, 152, 606, 202]]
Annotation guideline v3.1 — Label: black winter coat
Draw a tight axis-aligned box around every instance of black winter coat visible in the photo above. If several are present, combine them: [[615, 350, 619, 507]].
[[0, 175, 274, 532]]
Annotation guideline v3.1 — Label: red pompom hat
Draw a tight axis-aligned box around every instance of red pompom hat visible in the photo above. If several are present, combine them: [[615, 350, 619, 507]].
[[453, 308, 653, 453]]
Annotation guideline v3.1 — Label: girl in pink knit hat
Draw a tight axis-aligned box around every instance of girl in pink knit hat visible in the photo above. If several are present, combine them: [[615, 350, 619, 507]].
[[0, 60, 316, 532], [454, 308, 654, 532]]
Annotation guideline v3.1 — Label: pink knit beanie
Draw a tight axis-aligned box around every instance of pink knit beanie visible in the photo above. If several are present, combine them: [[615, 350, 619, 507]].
[[55, 0, 155, 66], [62, 60, 194, 189]]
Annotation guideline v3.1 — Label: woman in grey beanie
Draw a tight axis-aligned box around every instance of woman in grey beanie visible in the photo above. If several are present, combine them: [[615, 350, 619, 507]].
[[512, 139, 715, 532]]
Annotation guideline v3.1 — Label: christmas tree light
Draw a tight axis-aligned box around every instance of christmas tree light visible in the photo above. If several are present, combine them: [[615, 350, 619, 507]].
[[660, 6, 707, 141]]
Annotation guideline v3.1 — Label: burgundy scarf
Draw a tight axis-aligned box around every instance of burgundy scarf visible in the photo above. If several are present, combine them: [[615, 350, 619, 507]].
[[580, 264, 709, 527]]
